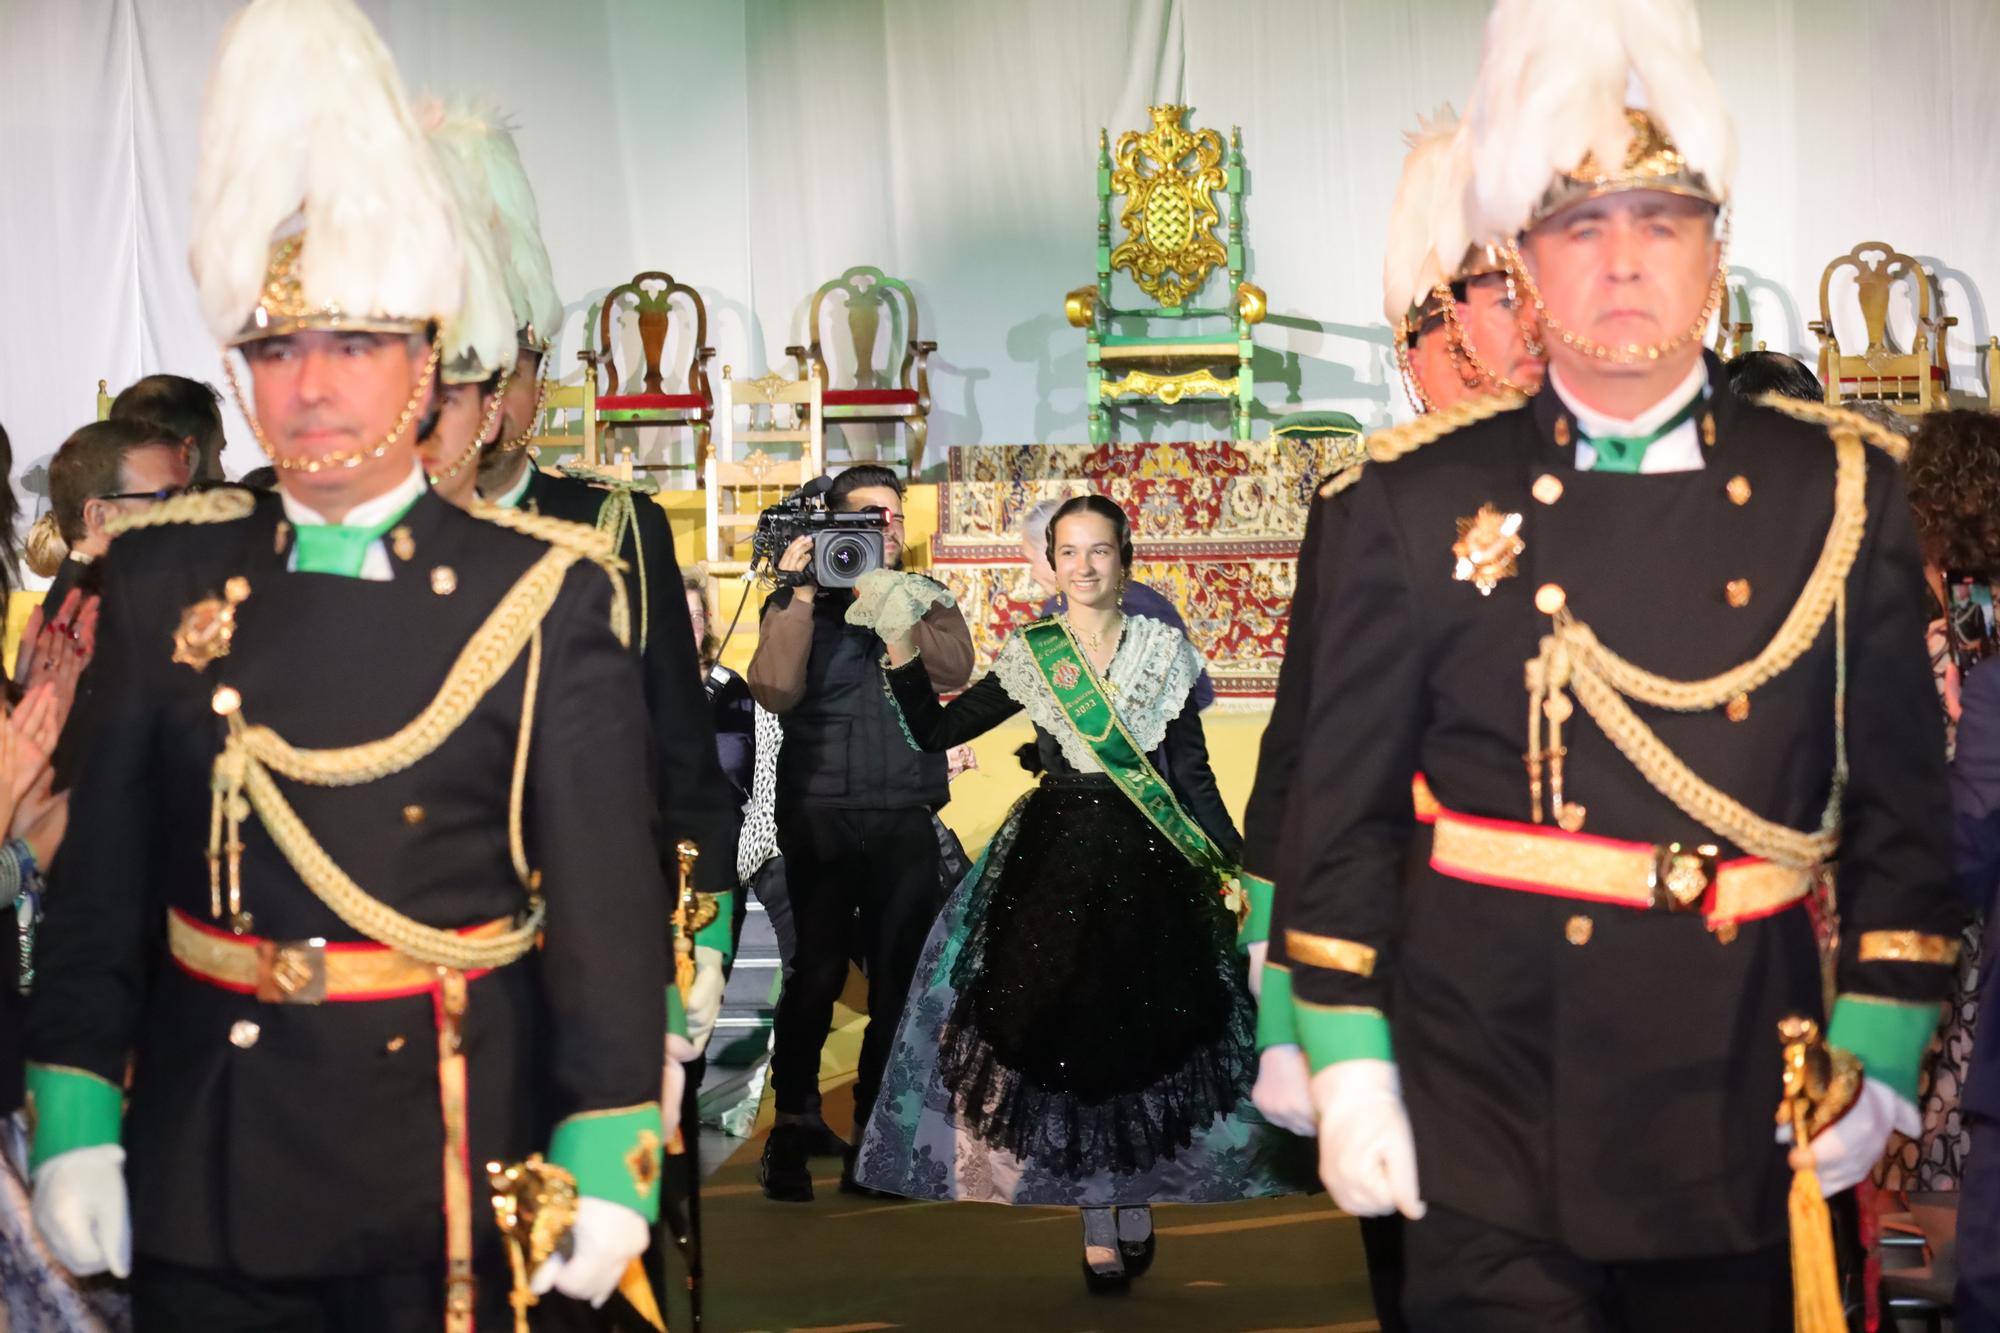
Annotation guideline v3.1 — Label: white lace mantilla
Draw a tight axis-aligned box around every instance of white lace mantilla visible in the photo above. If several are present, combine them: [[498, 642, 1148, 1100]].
[[992, 615, 1201, 773]]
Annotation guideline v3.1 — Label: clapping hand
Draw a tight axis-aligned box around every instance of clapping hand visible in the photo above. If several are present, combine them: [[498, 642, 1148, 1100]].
[[18, 589, 100, 728]]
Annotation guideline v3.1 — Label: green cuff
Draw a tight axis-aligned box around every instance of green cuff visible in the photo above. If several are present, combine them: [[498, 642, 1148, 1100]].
[[548, 1104, 665, 1223], [1239, 873, 1274, 948], [1256, 964, 1299, 1050], [1827, 994, 1941, 1106], [1296, 1004, 1394, 1073], [694, 890, 735, 960], [25, 1064, 122, 1170], [666, 984, 688, 1041]]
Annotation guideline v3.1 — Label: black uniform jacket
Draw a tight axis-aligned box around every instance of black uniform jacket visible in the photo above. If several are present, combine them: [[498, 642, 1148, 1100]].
[[1241, 475, 1357, 975], [27, 489, 669, 1277], [521, 467, 740, 894], [1288, 355, 1960, 1261]]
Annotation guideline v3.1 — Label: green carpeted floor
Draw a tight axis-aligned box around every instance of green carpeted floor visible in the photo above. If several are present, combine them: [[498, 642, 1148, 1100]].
[[688, 1081, 1383, 1333]]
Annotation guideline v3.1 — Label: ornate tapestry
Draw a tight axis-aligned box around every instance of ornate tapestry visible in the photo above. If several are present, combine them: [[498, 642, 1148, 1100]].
[[930, 438, 1362, 698]]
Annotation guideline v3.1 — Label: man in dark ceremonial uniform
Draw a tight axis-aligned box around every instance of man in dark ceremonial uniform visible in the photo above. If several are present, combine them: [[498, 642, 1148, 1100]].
[[1241, 113, 1544, 1333], [24, 2, 667, 1327], [1247, 110, 1546, 1124], [1287, 4, 1963, 1329], [461, 110, 741, 1056]]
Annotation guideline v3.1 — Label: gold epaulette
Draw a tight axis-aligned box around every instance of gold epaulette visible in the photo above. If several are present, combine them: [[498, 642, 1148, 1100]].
[[556, 460, 661, 496], [469, 501, 632, 648], [1318, 464, 1366, 499], [1318, 391, 1529, 500], [104, 486, 256, 536], [1756, 394, 1910, 464], [1363, 390, 1528, 467]]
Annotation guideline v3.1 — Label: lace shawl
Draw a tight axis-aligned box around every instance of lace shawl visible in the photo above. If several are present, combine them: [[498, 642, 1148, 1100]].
[[990, 615, 1201, 773]]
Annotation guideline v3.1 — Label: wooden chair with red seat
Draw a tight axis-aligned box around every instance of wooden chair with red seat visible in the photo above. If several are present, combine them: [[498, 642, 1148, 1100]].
[[1808, 241, 1954, 416], [589, 270, 716, 484], [785, 265, 934, 479]]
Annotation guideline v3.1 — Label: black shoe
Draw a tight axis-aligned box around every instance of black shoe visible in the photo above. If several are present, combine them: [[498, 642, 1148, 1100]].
[[759, 1126, 813, 1203], [799, 1115, 851, 1159]]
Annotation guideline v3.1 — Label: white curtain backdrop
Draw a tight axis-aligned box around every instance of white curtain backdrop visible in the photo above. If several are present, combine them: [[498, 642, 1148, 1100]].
[[2, 0, 1996, 499]]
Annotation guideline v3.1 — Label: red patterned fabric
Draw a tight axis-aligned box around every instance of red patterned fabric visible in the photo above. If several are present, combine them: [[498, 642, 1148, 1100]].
[[597, 393, 705, 411], [826, 388, 920, 407]]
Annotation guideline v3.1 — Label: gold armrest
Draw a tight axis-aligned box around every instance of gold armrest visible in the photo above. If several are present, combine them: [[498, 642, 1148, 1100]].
[[1064, 286, 1099, 329], [1236, 281, 1268, 326]]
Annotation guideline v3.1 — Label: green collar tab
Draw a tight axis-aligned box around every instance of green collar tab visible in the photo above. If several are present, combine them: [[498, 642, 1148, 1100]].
[[1579, 392, 1705, 474], [292, 495, 418, 576]]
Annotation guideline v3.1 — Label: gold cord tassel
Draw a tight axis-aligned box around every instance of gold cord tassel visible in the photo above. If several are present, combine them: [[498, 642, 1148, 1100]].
[[1778, 1016, 1857, 1333], [1788, 1149, 1845, 1332]]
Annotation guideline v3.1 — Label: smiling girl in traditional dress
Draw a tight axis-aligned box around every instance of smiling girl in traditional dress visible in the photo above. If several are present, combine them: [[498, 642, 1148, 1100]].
[[851, 494, 1303, 1291]]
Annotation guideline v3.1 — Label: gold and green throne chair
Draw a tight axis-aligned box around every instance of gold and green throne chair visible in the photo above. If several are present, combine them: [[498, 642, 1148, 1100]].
[[1064, 104, 1266, 444]]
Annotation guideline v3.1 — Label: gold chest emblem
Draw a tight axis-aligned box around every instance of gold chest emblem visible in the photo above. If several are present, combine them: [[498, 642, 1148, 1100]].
[[172, 578, 251, 670], [1451, 505, 1525, 596]]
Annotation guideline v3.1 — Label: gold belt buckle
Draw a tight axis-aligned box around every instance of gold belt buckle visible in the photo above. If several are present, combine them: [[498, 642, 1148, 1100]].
[[254, 938, 328, 1004], [1648, 843, 1720, 913]]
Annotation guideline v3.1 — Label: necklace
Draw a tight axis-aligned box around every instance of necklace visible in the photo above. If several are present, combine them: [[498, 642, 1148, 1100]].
[[1068, 610, 1124, 656]]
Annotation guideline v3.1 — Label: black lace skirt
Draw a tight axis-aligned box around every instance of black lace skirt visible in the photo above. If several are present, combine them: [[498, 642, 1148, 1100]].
[[935, 772, 1254, 1178]]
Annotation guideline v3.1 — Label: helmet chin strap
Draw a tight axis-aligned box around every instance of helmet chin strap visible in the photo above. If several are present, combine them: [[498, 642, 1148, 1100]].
[[225, 332, 444, 475], [427, 370, 513, 487], [1504, 207, 1731, 369]]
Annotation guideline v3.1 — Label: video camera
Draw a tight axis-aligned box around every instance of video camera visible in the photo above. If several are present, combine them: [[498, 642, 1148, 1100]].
[[750, 479, 887, 589]]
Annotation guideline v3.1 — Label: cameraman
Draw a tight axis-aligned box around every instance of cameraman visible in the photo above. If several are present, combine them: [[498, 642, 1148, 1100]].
[[746, 465, 973, 1201]]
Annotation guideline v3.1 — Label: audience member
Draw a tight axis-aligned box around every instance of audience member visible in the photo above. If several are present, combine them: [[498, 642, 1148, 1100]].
[[44, 418, 192, 611], [108, 373, 228, 482], [0, 423, 22, 597], [1722, 348, 1822, 403], [1900, 411, 2000, 1333]]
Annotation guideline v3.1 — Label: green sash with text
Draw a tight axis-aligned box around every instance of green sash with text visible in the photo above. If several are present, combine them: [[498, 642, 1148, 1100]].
[[1021, 617, 1235, 885]]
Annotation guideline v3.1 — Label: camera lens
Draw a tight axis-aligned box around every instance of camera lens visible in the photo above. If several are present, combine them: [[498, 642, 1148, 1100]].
[[828, 537, 864, 576], [815, 530, 883, 587]]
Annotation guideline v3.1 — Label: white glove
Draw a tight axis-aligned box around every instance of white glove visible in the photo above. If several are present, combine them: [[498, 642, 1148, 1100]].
[[530, 1196, 650, 1307], [1247, 940, 1267, 999], [1310, 1060, 1426, 1220], [1252, 1044, 1316, 1136], [32, 1144, 131, 1278], [685, 945, 726, 1055], [845, 570, 953, 642], [662, 1033, 695, 1146], [1798, 1077, 1921, 1197]]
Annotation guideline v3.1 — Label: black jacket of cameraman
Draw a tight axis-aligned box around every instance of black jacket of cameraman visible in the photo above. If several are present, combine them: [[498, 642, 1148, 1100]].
[[747, 582, 972, 810]]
